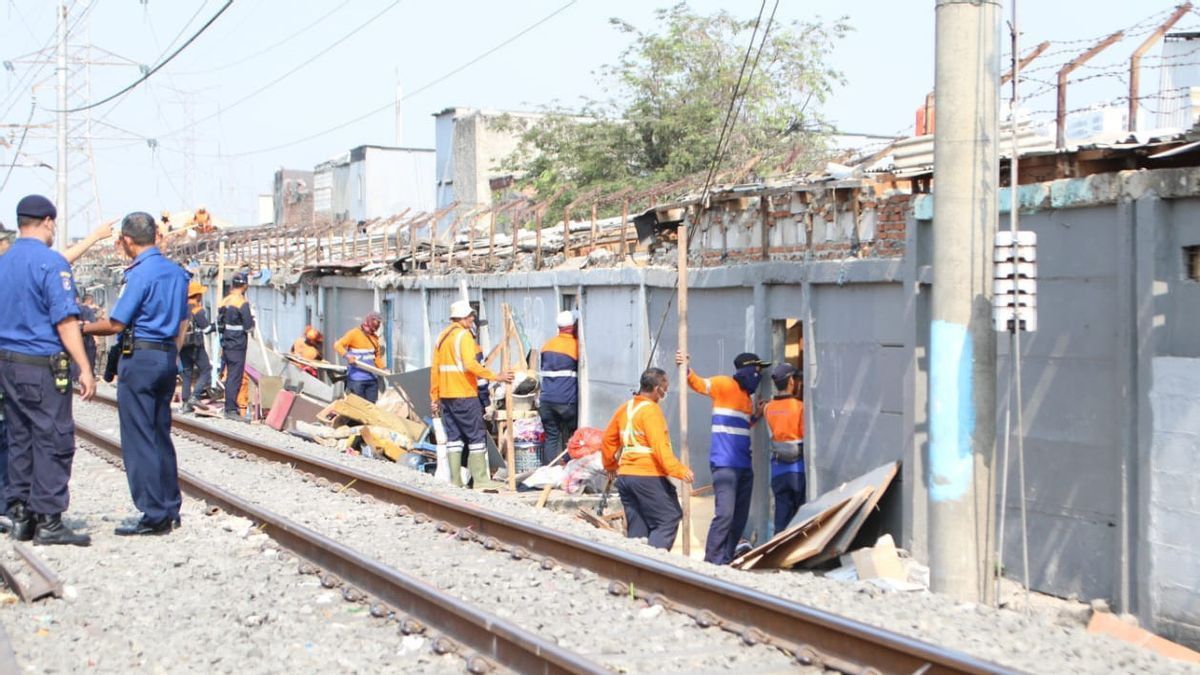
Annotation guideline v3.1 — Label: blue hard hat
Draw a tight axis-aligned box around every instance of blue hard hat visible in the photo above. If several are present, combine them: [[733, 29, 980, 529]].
[[231, 272, 249, 286]]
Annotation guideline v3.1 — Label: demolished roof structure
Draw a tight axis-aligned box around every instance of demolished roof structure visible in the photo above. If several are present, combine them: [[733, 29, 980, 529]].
[[72, 120, 1200, 292]]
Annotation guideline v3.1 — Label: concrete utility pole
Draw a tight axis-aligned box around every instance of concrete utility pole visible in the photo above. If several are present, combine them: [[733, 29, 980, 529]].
[[55, 2, 68, 251], [929, 0, 1000, 603]]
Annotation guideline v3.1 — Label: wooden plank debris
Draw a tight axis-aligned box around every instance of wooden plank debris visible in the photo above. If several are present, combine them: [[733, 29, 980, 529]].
[[282, 353, 347, 372], [352, 361, 394, 378], [326, 394, 426, 442], [731, 461, 899, 570]]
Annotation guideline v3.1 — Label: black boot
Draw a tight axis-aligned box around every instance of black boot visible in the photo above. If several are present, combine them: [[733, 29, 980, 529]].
[[180, 399, 195, 414], [32, 513, 91, 547], [8, 502, 33, 542]]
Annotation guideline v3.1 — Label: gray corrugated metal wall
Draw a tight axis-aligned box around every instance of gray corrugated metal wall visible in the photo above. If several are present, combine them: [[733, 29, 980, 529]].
[[226, 172, 1200, 644]]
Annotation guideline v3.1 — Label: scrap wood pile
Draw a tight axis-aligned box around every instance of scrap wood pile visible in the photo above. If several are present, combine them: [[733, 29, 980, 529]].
[[287, 389, 430, 463], [732, 461, 899, 570]]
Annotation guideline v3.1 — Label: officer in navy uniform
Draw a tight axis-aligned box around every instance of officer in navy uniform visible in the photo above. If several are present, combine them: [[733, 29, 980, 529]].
[[83, 212, 189, 535], [0, 225, 14, 499], [0, 195, 95, 546], [217, 272, 254, 421], [78, 294, 98, 377]]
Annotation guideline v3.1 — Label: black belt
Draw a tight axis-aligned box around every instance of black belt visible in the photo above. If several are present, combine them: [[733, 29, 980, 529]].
[[133, 340, 176, 352], [0, 350, 52, 366]]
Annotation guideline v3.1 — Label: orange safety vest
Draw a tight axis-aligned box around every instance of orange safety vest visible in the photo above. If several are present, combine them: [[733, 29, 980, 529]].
[[600, 395, 689, 479], [430, 324, 497, 401]]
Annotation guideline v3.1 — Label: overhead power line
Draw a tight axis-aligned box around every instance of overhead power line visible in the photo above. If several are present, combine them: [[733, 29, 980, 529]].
[[0, 0, 99, 121], [206, 0, 579, 158], [154, 0, 404, 139], [49, 0, 235, 114], [0, 100, 38, 193], [173, 0, 354, 76]]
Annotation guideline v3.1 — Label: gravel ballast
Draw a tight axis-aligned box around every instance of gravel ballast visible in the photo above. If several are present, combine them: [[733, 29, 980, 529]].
[[72, 400, 808, 674], [74, 394, 1200, 674], [0, 448, 461, 674]]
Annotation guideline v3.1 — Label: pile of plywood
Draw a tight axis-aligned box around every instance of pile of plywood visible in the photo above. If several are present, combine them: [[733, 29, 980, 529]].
[[732, 461, 898, 570], [305, 391, 428, 461]]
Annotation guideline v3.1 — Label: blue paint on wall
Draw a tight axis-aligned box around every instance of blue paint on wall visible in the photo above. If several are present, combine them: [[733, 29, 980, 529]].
[[913, 194, 934, 221], [929, 320, 974, 502]]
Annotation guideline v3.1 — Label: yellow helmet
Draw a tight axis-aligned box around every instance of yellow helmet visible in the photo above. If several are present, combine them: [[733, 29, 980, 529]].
[[187, 281, 205, 297]]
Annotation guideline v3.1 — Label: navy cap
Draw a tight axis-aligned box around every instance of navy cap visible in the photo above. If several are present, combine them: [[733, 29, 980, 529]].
[[733, 352, 771, 369], [231, 272, 249, 286], [16, 194, 56, 221], [771, 363, 798, 385]]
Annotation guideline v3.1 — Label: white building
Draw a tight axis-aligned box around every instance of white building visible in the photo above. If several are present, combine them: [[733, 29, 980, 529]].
[[313, 145, 436, 224]]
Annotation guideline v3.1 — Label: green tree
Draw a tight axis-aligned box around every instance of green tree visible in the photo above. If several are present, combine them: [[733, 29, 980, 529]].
[[501, 3, 849, 215]]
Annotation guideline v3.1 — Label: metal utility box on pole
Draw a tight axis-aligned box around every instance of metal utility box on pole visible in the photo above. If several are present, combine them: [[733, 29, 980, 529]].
[[929, 0, 1000, 603], [55, 2, 68, 252]]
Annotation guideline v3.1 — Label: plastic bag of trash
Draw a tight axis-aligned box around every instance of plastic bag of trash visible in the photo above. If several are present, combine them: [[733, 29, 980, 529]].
[[566, 427, 603, 459], [563, 453, 606, 494], [522, 464, 567, 489], [513, 416, 545, 443]]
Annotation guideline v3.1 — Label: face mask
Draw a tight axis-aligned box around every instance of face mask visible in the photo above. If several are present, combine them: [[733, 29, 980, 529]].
[[733, 366, 761, 394]]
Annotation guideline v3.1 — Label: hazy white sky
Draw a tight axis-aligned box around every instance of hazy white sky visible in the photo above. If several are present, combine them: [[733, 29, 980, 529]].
[[1, 0, 1197, 239]]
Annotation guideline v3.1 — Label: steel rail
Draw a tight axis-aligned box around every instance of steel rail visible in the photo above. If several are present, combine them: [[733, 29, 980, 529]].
[[75, 418, 607, 675], [90, 393, 1013, 674]]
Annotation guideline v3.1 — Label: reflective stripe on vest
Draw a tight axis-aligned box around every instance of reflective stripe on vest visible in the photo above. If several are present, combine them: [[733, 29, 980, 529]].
[[539, 370, 577, 378], [621, 400, 653, 456], [440, 329, 469, 373]]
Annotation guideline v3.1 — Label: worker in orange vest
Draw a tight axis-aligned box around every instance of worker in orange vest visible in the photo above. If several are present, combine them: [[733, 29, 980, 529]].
[[761, 363, 805, 534], [430, 301, 513, 488], [291, 326, 324, 377], [601, 367, 694, 550], [677, 349, 770, 565], [335, 312, 384, 402]]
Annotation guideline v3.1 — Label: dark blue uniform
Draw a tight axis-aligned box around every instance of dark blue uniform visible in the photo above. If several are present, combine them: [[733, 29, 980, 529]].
[[78, 305, 97, 376], [217, 291, 253, 414], [179, 301, 212, 402], [110, 247, 189, 526], [0, 238, 82, 517]]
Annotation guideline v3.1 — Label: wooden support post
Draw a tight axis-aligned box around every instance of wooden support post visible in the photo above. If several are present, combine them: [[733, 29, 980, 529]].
[[534, 211, 543, 270], [759, 194, 770, 261], [340, 223, 348, 258], [1128, 4, 1191, 132], [620, 199, 629, 257], [468, 211, 478, 266], [501, 304, 517, 491], [488, 210, 496, 260], [1000, 40, 1050, 87], [1056, 30, 1124, 148], [216, 240, 226, 301], [590, 202, 598, 252], [677, 219, 691, 557]]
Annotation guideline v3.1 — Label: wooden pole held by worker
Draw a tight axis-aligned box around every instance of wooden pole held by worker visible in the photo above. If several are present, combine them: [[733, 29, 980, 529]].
[[502, 304, 518, 491], [677, 219, 692, 556]]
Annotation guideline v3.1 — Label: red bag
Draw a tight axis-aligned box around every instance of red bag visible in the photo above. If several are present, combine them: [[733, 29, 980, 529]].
[[566, 427, 603, 459]]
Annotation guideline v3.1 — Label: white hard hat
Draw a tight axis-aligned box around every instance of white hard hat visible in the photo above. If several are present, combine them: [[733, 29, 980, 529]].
[[450, 300, 475, 320], [556, 310, 577, 328]]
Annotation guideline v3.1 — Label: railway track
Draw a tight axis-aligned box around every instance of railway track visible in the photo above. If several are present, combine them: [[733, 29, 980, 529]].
[[74, 418, 604, 675], [87, 393, 1010, 674]]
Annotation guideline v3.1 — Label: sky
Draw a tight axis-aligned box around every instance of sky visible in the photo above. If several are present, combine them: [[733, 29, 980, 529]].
[[1, 0, 1198, 240]]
